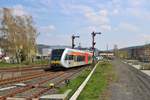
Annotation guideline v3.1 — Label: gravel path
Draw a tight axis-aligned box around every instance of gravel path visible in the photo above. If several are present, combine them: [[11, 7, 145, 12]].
[[109, 59, 150, 100]]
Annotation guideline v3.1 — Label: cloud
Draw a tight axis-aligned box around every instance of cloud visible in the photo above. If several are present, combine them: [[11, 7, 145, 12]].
[[38, 0, 52, 8], [39, 25, 56, 34], [87, 24, 111, 32], [12, 5, 30, 16], [115, 22, 138, 33], [88, 26, 96, 31], [77, 5, 109, 25], [37, 34, 71, 46], [110, 0, 150, 20], [128, 0, 148, 7], [112, 9, 119, 15], [140, 34, 150, 42], [85, 9, 110, 25], [61, 4, 111, 32], [100, 25, 112, 31], [126, 7, 150, 21]]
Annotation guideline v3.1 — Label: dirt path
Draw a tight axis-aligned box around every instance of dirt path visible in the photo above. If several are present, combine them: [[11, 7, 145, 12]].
[[109, 59, 150, 100]]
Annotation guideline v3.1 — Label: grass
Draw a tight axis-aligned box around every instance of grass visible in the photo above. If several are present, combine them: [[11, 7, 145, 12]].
[[0, 62, 24, 68], [0, 59, 50, 68], [78, 61, 114, 100], [58, 61, 115, 100], [22, 59, 50, 65], [58, 67, 91, 99]]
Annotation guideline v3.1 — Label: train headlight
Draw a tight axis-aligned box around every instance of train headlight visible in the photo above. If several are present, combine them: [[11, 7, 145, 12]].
[[51, 61, 60, 64]]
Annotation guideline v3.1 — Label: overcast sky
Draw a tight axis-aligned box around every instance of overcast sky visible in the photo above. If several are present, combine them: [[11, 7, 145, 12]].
[[0, 0, 150, 50]]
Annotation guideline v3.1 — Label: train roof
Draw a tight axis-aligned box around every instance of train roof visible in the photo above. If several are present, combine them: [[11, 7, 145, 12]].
[[52, 48, 92, 54]]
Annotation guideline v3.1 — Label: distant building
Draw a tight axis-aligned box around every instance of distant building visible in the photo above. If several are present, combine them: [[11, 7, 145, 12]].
[[42, 48, 51, 56], [0, 48, 5, 59], [0, 48, 2, 58], [36, 44, 51, 59], [119, 44, 150, 62], [99, 51, 114, 59]]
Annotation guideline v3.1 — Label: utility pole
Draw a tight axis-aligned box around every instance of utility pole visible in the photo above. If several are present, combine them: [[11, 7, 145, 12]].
[[72, 35, 79, 49], [91, 31, 101, 64], [107, 44, 109, 60]]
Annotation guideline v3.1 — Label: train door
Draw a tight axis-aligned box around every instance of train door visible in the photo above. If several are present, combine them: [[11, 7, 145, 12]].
[[65, 54, 74, 67]]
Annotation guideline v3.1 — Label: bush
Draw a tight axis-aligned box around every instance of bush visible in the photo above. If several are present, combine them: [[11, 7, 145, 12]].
[[22, 60, 30, 65]]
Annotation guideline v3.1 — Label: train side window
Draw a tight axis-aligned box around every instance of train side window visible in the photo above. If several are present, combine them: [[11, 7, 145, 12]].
[[82, 56, 85, 61], [77, 56, 85, 62], [65, 55, 68, 60], [69, 55, 73, 60], [77, 56, 79, 62], [65, 55, 73, 60], [74, 56, 77, 61]]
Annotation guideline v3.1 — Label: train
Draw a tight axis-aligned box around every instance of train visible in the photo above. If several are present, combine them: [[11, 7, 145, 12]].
[[50, 48, 93, 68]]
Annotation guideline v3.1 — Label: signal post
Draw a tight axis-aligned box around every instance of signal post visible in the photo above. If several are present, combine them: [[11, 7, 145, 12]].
[[91, 32, 101, 64], [72, 35, 79, 49]]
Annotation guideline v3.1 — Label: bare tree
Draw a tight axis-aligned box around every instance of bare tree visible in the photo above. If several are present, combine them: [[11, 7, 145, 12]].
[[0, 8, 38, 63]]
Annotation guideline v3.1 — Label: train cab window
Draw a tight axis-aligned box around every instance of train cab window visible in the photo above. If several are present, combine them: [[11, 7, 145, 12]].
[[51, 49, 64, 60]]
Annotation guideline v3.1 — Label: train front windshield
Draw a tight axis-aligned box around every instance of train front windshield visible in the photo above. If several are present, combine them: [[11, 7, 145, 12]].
[[51, 49, 64, 60]]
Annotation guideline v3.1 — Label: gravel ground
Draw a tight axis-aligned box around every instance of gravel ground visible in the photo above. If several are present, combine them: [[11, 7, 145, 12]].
[[109, 59, 150, 100]]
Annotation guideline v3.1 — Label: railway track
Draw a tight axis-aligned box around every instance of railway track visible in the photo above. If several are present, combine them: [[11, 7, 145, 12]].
[[0, 71, 51, 85], [0, 64, 50, 80], [0, 66, 86, 100], [0, 72, 64, 100], [0, 64, 49, 72]]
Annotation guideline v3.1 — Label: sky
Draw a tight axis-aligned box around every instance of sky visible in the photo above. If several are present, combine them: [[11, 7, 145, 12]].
[[0, 0, 150, 50]]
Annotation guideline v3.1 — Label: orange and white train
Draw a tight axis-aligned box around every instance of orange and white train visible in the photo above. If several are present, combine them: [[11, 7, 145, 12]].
[[50, 48, 92, 68]]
